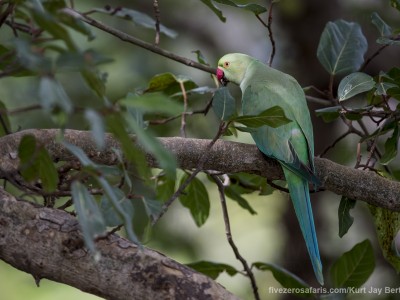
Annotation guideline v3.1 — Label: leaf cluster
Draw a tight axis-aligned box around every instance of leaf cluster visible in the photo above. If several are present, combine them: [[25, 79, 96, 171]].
[[0, 1, 399, 299]]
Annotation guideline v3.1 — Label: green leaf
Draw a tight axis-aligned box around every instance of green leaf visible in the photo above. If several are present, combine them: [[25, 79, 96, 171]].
[[12, 38, 52, 74], [317, 20, 367, 76], [124, 112, 177, 178], [31, 7, 76, 50], [369, 205, 400, 272], [192, 50, 209, 65], [100, 188, 134, 227], [338, 197, 357, 238], [330, 239, 375, 288], [141, 198, 163, 219], [144, 72, 197, 95], [106, 114, 150, 180], [253, 262, 313, 297], [200, 0, 267, 22], [184, 86, 216, 96], [71, 181, 106, 257], [315, 106, 341, 123], [81, 68, 106, 98], [93, 7, 177, 38], [212, 87, 236, 121], [391, 0, 400, 11], [343, 111, 362, 121], [379, 67, 400, 100], [58, 9, 96, 41], [225, 185, 257, 215], [233, 106, 291, 128], [186, 261, 238, 279], [55, 50, 109, 98], [380, 124, 400, 165], [62, 141, 96, 167], [361, 118, 397, 142], [371, 12, 392, 37], [228, 173, 273, 195], [179, 175, 210, 227], [377, 36, 400, 46], [39, 76, 73, 113], [120, 93, 183, 116], [42, 0, 68, 13], [234, 126, 256, 133], [338, 72, 375, 101], [200, 0, 226, 22], [156, 175, 176, 202], [375, 82, 398, 96], [0, 100, 11, 136], [97, 177, 139, 244], [85, 109, 105, 150], [214, 0, 267, 15], [18, 135, 59, 192], [229, 173, 266, 191]]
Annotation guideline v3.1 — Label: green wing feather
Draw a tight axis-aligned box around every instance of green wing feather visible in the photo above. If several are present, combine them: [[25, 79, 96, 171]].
[[240, 59, 324, 285], [241, 78, 319, 185]]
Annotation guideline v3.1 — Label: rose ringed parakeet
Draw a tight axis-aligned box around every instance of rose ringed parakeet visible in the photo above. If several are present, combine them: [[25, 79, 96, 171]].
[[216, 53, 324, 285]]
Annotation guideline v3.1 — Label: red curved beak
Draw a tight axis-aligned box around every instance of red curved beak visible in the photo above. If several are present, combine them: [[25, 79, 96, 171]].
[[216, 68, 228, 86]]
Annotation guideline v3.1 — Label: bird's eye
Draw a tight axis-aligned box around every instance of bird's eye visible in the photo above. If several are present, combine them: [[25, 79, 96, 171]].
[[223, 61, 230, 68]]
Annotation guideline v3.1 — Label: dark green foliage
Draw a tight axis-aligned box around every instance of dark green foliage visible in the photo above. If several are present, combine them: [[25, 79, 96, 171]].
[[338, 197, 357, 238], [179, 174, 210, 227], [18, 135, 59, 192], [2, 1, 400, 298], [330, 240, 375, 288], [186, 261, 238, 279]]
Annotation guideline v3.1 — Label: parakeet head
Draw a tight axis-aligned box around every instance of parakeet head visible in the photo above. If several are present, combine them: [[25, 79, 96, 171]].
[[216, 53, 254, 86]]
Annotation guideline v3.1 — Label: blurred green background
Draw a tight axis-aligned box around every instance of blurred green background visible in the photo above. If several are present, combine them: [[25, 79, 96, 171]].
[[1, 0, 400, 299]]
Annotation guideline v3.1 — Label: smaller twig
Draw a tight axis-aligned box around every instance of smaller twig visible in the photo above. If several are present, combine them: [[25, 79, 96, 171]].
[[148, 114, 181, 125], [328, 74, 335, 103], [359, 44, 389, 72], [153, 0, 161, 45], [149, 97, 213, 126], [4, 20, 33, 35], [64, 9, 217, 75], [354, 142, 362, 168], [151, 122, 228, 225], [57, 198, 74, 210], [319, 130, 352, 158], [356, 164, 380, 174], [210, 174, 260, 300], [307, 85, 329, 98], [179, 81, 188, 137], [364, 139, 378, 170], [0, 2, 14, 28], [266, 1, 275, 67], [255, 14, 267, 27], [266, 178, 289, 193], [95, 224, 123, 242]]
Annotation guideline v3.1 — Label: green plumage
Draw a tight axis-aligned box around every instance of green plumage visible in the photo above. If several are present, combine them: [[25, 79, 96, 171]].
[[217, 53, 324, 285]]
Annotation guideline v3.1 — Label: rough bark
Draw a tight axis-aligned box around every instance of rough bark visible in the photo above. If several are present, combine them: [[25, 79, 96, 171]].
[[1, 129, 399, 211], [0, 187, 238, 300], [1, 128, 400, 299]]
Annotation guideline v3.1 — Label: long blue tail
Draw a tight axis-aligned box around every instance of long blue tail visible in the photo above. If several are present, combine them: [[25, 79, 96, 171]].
[[283, 167, 324, 285]]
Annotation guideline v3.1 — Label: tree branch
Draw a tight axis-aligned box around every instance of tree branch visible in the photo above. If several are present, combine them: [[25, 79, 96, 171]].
[[0, 187, 238, 300], [62, 8, 216, 75], [1, 129, 400, 211]]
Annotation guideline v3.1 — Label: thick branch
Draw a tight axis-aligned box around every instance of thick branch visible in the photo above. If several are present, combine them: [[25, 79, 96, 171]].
[[0, 187, 238, 300], [1, 129, 400, 211]]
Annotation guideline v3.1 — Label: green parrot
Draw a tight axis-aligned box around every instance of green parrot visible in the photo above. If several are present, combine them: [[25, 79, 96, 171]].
[[216, 53, 324, 285]]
